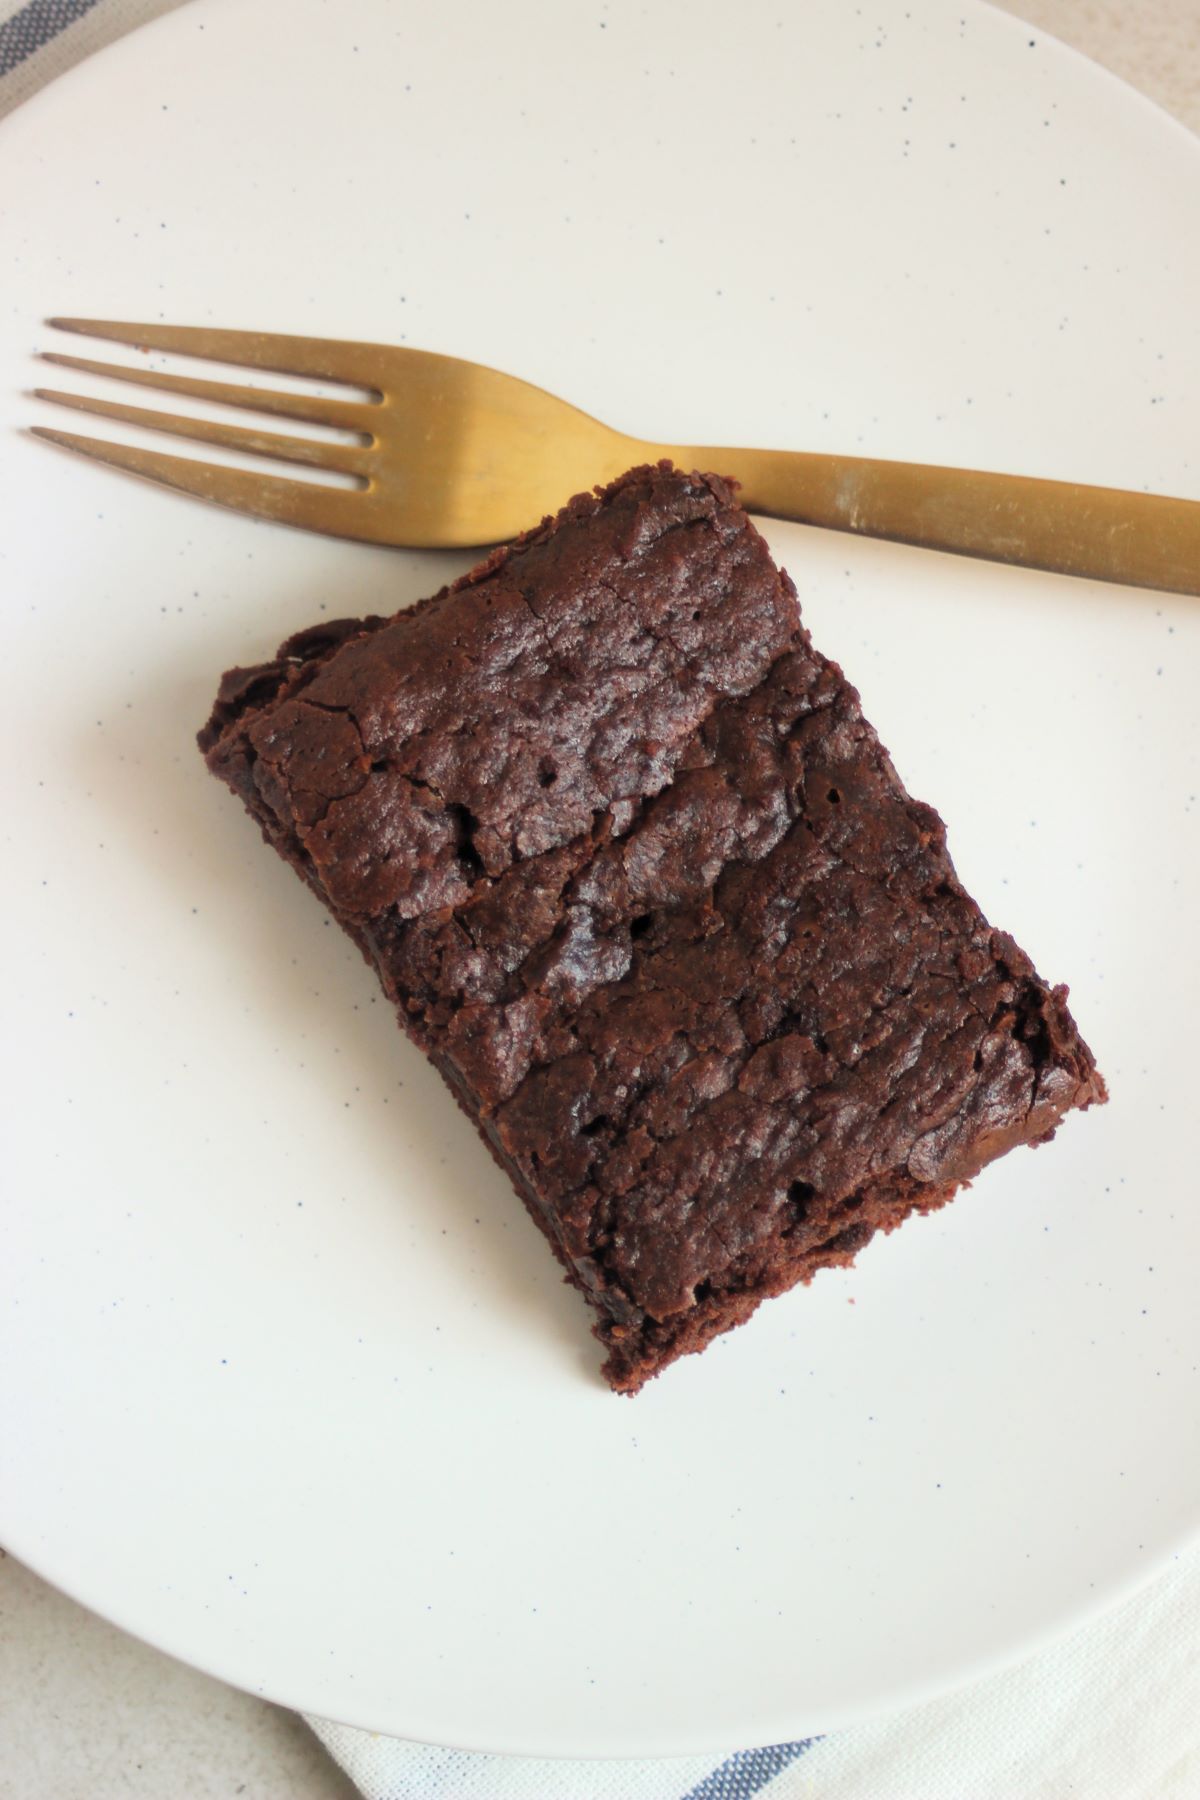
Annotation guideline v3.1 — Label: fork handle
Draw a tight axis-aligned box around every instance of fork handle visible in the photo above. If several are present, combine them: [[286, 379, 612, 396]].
[[677, 446, 1200, 596]]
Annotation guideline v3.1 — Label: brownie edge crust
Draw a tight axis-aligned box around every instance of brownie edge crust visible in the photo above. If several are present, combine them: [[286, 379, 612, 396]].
[[199, 463, 1105, 1393]]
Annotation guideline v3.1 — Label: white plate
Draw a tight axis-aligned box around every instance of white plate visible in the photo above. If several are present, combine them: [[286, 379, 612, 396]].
[[2, 0, 1199, 1759]]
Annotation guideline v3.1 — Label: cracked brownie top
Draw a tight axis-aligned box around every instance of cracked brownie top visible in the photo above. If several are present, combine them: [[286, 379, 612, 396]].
[[201, 463, 1104, 1390]]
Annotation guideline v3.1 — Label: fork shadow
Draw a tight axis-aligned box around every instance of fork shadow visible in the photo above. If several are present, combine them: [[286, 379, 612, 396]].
[[74, 565, 604, 1387]]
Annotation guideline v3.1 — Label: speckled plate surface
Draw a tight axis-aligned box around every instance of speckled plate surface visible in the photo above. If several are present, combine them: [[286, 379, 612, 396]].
[[2, 0, 1199, 1759]]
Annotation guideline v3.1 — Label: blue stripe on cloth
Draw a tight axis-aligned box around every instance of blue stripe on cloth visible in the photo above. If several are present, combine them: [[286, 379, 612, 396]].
[[680, 1739, 820, 1800], [0, 0, 103, 77]]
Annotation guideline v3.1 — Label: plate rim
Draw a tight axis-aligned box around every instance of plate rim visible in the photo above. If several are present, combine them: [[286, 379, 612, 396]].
[[3, 0, 1200, 1756]]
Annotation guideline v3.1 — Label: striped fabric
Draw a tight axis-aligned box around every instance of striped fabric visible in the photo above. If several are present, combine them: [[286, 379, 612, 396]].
[[306, 1727, 822, 1800], [0, 0, 184, 116], [0, 0, 104, 77], [682, 1746, 819, 1799]]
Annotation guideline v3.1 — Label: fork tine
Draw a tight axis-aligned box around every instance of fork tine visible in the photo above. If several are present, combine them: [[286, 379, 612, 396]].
[[39, 351, 375, 433], [31, 426, 381, 541], [35, 386, 371, 475], [48, 318, 388, 389]]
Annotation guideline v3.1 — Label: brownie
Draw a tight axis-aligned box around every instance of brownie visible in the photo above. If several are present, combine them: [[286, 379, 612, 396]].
[[199, 463, 1105, 1393]]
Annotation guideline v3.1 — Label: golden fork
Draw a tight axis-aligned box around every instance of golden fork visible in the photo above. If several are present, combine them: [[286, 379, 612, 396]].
[[32, 317, 1200, 594]]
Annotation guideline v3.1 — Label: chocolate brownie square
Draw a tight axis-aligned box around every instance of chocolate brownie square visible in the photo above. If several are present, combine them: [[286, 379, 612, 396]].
[[200, 463, 1104, 1392]]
